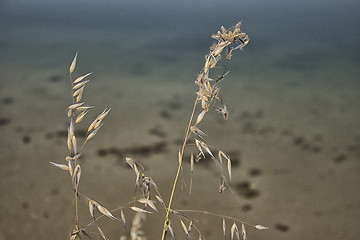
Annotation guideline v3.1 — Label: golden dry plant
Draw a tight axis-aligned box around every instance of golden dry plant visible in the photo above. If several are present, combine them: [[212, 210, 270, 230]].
[[50, 22, 269, 240]]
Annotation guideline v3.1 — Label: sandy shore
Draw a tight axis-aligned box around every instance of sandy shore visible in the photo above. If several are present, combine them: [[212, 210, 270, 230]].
[[1, 52, 360, 240]]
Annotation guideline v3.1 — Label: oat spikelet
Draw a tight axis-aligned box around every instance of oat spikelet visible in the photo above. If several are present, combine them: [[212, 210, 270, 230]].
[[97, 226, 107, 240], [195, 110, 206, 125], [68, 102, 85, 110], [73, 80, 89, 90], [156, 195, 166, 209], [199, 140, 214, 157], [98, 108, 111, 121], [68, 160, 73, 176], [72, 165, 81, 192], [49, 162, 69, 171], [195, 139, 205, 158], [255, 224, 269, 230], [125, 157, 135, 169], [120, 210, 127, 231], [73, 72, 92, 84], [86, 123, 103, 142], [180, 220, 190, 239], [168, 222, 176, 239], [72, 135, 77, 154], [88, 200, 95, 219], [75, 110, 88, 124], [130, 206, 152, 214], [73, 86, 84, 97], [223, 218, 226, 240], [67, 128, 72, 152], [76, 86, 84, 103], [231, 222, 239, 240], [190, 126, 206, 139], [70, 52, 77, 74], [76, 105, 94, 111], [241, 223, 247, 240], [227, 158, 232, 180], [138, 198, 158, 212], [218, 150, 230, 166], [188, 220, 194, 234], [88, 117, 98, 132], [97, 205, 116, 220]]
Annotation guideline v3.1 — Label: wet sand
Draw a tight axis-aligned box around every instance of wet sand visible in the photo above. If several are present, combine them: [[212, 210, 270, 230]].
[[1, 58, 360, 240]]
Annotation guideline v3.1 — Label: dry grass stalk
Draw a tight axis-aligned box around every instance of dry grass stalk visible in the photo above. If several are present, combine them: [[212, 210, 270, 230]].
[[52, 23, 270, 240], [161, 22, 252, 240], [50, 53, 112, 239]]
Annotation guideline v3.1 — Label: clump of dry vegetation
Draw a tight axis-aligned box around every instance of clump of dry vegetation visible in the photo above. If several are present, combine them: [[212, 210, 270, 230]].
[[50, 22, 269, 240]]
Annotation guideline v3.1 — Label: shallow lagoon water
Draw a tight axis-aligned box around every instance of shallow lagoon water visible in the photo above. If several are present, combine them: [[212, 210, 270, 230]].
[[1, 0, 360, 239]]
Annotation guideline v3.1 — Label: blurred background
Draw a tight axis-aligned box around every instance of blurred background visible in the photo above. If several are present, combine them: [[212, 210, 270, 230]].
[[0, 0, 360, 239]]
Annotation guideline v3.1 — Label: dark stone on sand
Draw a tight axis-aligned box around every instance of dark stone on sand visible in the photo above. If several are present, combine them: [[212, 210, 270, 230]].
[[282, 129, 293, 136], [51, 188, 59, 196], [96, 141, 168, 161], [346, 144, 359, 152], [55, 130, 68, 138], [235, 181, 259, 199], [293, 136, 304, 146], [254, 110, 263, 119], [97, 148, 108, 157], [312, 145, 322, 153], [258, 126, 274, 135], [249, 168, 262, 177], [242, 203, 252, 212], [312, 134, 323, 142], [22, 202, 29, 209], [0, 118, 10, 126], [160, 110, 172, 119], [275, 223, 289, 232], [76, 129, 87, 138], [242, 121, 255, 134], [48, 75, 63, 82], [301, 143, 310, 150], [45, 132, 55, 139], [2, 97, 14, 104], [334, 154, 347, 163], [168, 101, 183, 110], [22, 135, 31, 144], [42, 211, 49, 219], [149, 126, 167, 138]]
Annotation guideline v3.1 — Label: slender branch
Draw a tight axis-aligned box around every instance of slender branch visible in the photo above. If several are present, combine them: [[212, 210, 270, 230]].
[[161, 98, 199, 240], [70, 72, 79, 230]]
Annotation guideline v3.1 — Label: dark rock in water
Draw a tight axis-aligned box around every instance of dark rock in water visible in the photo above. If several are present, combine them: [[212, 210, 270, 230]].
[[160, 110, 172, 120], [55, 130, 68, 138], [0, 118, 10, 126], [149, 126, 167, 138], [334, 154, 347, 163], [242, 203, 253, 212], [312, 145, 322, 153], [96, 141, 168, 161], [22, 135, 31, 144], [249, 168, 262, 177], [168, 100, 183, 111], [293, 136, 304, 146], [48, 75, 64, 82], [2, 97, 14, 104], [275, 223, 289, 232], [22, 202, 29, 209], [235, 181, 259, 199]]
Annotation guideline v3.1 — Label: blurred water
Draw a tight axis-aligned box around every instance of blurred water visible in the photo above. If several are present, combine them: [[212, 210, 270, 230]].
[[1, 0, 359, 82]]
